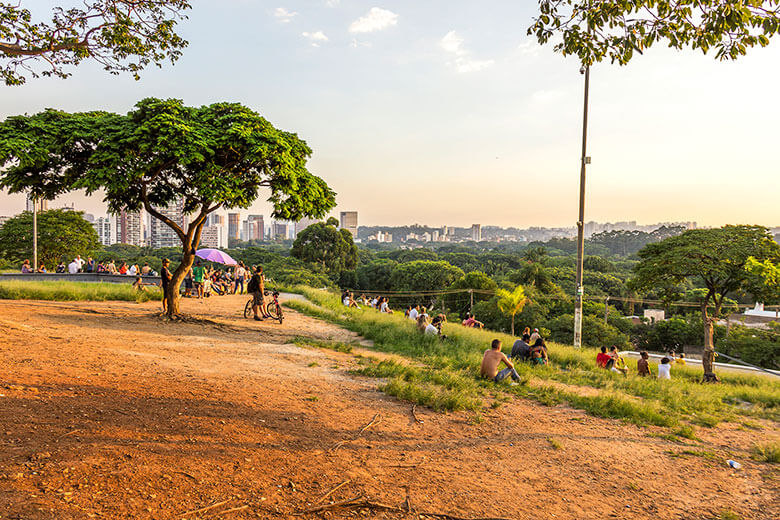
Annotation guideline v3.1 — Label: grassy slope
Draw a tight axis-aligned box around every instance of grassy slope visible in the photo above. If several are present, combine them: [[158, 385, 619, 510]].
[[286, 288, 780, 433], [0, 280, 161, 303]]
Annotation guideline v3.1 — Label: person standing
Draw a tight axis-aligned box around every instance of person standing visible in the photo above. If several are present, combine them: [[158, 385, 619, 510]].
[[160, 258, 172, 314], [248, 266, 265, 321], [233, 262, 246, 294], [85, 257, 95, 273], [192, 260, 205, 299]]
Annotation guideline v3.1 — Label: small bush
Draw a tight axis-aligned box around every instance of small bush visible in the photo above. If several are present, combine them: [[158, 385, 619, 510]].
[[0, 280, 160, 303]]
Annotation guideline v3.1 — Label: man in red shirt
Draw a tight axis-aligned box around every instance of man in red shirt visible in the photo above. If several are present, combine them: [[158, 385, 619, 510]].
[[596, 346, 612, 368], [461, 313, 484, 328]]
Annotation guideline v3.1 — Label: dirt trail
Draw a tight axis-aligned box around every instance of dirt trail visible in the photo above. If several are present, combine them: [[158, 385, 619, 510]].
[[0, 295, 777, 520]]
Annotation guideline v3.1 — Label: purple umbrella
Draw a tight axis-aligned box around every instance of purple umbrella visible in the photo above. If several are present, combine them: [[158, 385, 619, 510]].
[[195, 248, 237, 266]]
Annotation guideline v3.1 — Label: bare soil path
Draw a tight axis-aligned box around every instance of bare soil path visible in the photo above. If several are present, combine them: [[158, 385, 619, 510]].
[[0, 295, 777, 520]]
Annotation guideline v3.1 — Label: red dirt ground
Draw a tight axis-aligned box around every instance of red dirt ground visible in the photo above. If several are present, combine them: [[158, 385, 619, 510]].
[[0, 295, 777, 520]]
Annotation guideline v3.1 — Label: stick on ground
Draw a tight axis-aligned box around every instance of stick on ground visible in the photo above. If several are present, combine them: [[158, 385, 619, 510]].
[[179, 499, 231, 517], [330, 413, 382, 452], [315, 479, 351, 504]]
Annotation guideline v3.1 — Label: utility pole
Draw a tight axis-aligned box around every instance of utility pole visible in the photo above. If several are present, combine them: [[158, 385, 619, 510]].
[[573, 61, 591, 349], [469, 289, 474, 315], [32, 195, 38, 270], [604, 296, 609, 324]]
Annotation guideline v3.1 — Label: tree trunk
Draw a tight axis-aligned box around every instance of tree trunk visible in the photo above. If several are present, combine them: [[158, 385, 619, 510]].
[[701, 305, 720, 383], [510, 314, 515, 337], [165, 249, 195, 318]]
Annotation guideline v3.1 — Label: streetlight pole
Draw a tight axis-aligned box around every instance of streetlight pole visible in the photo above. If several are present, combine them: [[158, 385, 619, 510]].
[[573, 62, 591, 349]]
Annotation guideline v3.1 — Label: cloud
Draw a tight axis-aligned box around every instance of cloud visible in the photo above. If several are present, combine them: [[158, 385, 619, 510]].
[[439, 31, 494, 73], [349, 7, 398, 33], [517, 39, 540, 57], [350, 38, 372, 49], [302, 31, 329, 47], [325, 0, 340, 6], [273, 7, 298, 23]]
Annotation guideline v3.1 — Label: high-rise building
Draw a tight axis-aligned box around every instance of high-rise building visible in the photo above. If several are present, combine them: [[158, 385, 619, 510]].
[[25, 195, 48, 213], [92, 216, 113, 246], [200, 225, 227, 249], [471, 224, 482, 242], [272, 221, 289, 240], [294, 217, 318, 237], [115, 210, 143, 246], [340, 211, 358, 239], [228, 213, 241, 241], [149, 200, 186, 249], [242, 215, 264, 241]]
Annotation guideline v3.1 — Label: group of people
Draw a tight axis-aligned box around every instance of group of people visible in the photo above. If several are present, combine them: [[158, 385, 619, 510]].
[[597, 346, 686, 379], [20, 256, 159, 277], [180, 260, 257, 299], [342, 291, 394, 314]]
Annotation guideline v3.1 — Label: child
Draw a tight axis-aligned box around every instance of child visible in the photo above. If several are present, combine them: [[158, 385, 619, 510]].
[[637, 351, 650, 377], [658, 357, 672, 380]]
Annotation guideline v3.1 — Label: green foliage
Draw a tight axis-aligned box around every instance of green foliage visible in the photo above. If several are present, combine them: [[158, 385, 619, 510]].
[[355, 258, 397, 291], [745, 257, 780, 304], [0, 279, 160, 303], [389, 260, 465, 292], [529, 1, 780, 66], [0, 1, 191, 86], [496, 284, 529, 336], [291, 220, 358, 274], [445, 271, 498, 315], [0, 209, 100, 268], [546, 313, 629, 348], [718, 323, 780, 370]]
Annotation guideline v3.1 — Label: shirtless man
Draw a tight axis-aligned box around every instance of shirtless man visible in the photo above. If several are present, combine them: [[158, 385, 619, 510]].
[[480, 339, 521, 384]]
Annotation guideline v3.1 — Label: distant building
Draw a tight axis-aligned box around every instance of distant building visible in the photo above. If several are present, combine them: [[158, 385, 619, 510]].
[[272, 221, 289, 240], [340, 211, 358, 239], [25, 194, 48, 213], [207, 214, 226, 227], [242, 215, 265, 241], [115, 210, 143, 246], [83, 213, 95, 223], [92, 216, 113, 246], [228, 213, 241, 241], [643, 309, 665, 323], [149, 200, 187, 249], [200, 225, 227, 249], [471, 224, 481, 242], [295, 217, 318, 237]]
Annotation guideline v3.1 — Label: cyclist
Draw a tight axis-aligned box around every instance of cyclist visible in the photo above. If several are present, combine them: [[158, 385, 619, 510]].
[[247, 265, 265, 321]]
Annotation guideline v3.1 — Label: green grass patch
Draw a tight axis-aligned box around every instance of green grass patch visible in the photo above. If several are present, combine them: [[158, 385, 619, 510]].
[[667, 449, 721, 462], [718, 510, 742, 520], [292, 336, 355, 353], [547, 437, 564, 450], [0, 279, 160, 303], [286, 288, 780, 428], [751, 441, 780, 463]]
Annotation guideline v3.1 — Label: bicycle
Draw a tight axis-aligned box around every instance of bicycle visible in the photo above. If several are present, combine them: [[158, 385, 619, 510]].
[[244, 289, 284, 324]]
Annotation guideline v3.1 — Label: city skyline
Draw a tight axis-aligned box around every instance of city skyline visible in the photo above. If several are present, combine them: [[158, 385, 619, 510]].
[[1, 2, 780, 228]]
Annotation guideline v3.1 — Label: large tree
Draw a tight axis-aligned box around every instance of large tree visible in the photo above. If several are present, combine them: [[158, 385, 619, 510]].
[[1, 1, 190, 85], [0, 98, 336, 316], [630, 226, 780, 381], [291, 218, 358, 274], [0, 209, 100, 268], [529, 0, 780, 65]]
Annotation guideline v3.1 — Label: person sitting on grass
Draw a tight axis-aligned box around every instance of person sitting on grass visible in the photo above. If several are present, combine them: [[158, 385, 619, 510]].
[[380, 297, 393, 313], [596, 346, 613, 369], [480, 339, 522, 384], [37, 263, 47, 273], [409, 304, 420, 322], [132, 276, 147, 292], [529, 338, 549, 366], [637, 351, 651, 377], [609, 346, 629, 375], [510, 335, 531, 361], [658, 357, 672, 380], [529, 328, 541, 343], [676, 353, 686, 365], [55, 261, 66, 273], [461, 313, 484, 328]]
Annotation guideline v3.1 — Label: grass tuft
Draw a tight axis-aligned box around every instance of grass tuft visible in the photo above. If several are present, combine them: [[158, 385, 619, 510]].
[[547, 437, 564, 450], [751, 441, 780, 463]]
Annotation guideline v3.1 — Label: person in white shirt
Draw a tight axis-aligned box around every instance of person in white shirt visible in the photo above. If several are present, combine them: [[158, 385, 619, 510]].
[[409, 304, 419, 321], [658, 357, 672, 379], [380, 297, 392, 314], [425, 322, 439, 335], [128, 264, 137, 276], [68, 260, 80, 274], [370, 297, 379, 308], [75, 255, 85, 269]]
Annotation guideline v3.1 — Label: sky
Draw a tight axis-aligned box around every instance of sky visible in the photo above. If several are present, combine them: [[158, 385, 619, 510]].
[[1, 1, 779, 229]]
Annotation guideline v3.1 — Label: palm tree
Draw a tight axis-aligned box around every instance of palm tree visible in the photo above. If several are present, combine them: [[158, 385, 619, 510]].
[[496, 285, 529, 336]]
